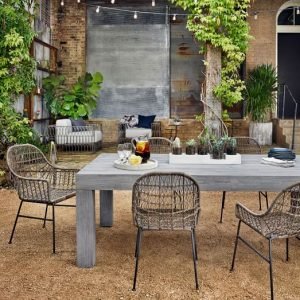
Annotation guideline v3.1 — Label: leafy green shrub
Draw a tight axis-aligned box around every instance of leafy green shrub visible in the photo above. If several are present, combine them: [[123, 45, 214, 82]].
[[245, 64, 277, 122], [43, 72, 103, 119]]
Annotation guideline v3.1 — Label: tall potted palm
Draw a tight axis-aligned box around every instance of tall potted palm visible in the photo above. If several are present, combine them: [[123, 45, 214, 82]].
[[245, 64, 277, 145]]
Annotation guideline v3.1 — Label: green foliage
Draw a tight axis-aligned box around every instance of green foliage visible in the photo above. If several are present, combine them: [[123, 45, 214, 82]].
[[186, 138, 197, 146], [0, 98, 42, 154], [43, 72, 104, 119], [171, 0, 251, 106], [0, 0, 36, 99], [245, 64, 277, 122]]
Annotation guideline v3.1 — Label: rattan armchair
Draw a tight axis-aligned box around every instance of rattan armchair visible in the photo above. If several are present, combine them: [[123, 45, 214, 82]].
[[220, 136, 269, 223], [132, 172, 201, 290], [230, 182, 300, 300], [6, 144, 79, 253]]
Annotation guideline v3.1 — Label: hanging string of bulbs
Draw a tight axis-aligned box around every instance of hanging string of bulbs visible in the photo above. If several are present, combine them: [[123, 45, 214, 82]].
[[59, 1, 300, 21]]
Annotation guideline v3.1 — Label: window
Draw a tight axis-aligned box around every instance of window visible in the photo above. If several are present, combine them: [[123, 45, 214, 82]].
[[278, 6, 300, 25]]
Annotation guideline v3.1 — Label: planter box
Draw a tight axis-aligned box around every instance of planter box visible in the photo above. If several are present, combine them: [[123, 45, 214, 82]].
[[169, 153, 241, 165]]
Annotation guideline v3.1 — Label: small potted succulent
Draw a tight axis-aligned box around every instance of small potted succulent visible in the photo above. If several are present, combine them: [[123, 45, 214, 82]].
[[172, 137, 182, 155], [198, 131, 211, 155], [185, 139, 197, 155], [211, 138, 225, 159], [224, 137, 237, 155]]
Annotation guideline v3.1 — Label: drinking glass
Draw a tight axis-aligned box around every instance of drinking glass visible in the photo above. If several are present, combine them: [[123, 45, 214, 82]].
[[117, 144, 125, 161], [123, 143, 133, 161]]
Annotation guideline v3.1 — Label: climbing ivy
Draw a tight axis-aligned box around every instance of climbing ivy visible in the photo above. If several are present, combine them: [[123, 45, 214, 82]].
[[171, 0, 251, 106]]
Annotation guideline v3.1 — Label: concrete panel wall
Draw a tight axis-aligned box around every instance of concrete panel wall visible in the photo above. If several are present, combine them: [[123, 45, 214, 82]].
[[87, 7, 170, 119]]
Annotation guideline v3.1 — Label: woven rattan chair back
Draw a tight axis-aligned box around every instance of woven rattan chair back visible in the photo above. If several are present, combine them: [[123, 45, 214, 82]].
[[7, 144, 53, 182], [263, 182, 300, 238], [235, 136, 261, 154], [132, 172, 200, 230]]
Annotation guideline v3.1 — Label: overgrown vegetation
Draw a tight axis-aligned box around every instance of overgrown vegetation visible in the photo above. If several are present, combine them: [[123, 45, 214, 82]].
[[171, 0, 251, 106], [0, 0, 40, 165], [43, 72, 103, 119]]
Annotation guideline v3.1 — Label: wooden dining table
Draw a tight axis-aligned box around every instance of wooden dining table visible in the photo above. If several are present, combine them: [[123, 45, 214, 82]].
[[76, 153, 300, 268]]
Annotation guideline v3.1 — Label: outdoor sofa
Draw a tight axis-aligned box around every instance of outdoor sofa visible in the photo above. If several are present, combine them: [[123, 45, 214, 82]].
[[48, 119, 102, 152]]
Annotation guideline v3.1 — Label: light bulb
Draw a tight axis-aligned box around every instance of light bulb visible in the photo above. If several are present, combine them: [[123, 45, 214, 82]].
[[152, 0, 155, 6], [77, 0, 80, 3], [297, 7, 300, 15], [96, 6, 100, 13], [254, 12, 258, 20], [172, 14, 176, 21], [37, 87, 41, 94], [60, 0, 64, 6], [134, 11, 138, 19], [111, 0, 115, 4]]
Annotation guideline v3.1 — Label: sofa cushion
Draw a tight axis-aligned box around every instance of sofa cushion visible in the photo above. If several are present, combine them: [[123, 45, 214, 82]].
[[71, 118, 88, 132], [56, 130, 102, 145], [137, 115, 156, 129], [125, 127, 152, 139], [120, 115, 138, 128]]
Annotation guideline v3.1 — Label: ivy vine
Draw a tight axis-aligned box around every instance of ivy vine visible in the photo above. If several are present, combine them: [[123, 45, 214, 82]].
[[171, 0, 251, 106]]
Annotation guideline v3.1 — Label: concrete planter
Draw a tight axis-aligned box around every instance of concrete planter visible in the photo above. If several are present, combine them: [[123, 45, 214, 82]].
[[249, 122, 273, 145]]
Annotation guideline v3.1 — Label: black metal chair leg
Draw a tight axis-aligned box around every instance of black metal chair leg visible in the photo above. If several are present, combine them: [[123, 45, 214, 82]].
[[219, 191, 226, 223], [192, 228, 198, 261], [43, 204, 49, 228], [52, 205, 56, 254], [230, 220, 241, 272], [268, 239, 274, 300], [9, 201, 24, 244], [132, 228, 142, 291], [134, 226, 141, 258], [191, 229, 199, 290], [286, 238, 289, 262], [258, 192, 262, 211]]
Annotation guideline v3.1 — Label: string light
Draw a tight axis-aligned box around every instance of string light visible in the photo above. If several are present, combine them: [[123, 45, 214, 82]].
[[134, 11, 138, 19], [111, 0, 115, 4], [77, 0, 81, 3], [172, 14, 176, 21], [60, 0, 64, 6], [254, 12, 258, 20], [297, 7, 300, 15], [152, 0, 155, 7], [96, 6, 100, 13]]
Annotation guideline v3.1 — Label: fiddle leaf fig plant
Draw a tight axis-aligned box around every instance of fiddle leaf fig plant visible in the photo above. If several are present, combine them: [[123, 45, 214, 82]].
[[43, 72, 103, 119]]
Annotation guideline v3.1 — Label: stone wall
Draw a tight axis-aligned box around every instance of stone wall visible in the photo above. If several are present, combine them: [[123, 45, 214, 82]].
[[50, 0, 86, 86], [246, 0, 286, 72]]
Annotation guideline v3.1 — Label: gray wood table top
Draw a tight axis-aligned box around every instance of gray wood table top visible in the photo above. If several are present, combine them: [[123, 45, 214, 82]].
[[76, 153, 300, 192]]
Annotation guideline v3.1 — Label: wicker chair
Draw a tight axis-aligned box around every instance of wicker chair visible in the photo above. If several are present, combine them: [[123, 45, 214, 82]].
[[131, 137, 173, 154], [230, 182, 300, 300], [220, 137, 269, 223], [6, 144, 79, 253], [132, 172, 201, 290]]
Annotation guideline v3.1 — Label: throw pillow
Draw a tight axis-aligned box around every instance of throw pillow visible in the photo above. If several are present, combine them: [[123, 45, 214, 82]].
[[120, 115, 138, 128], [71, 118, 87, 132], [137, 115, 156, 129]]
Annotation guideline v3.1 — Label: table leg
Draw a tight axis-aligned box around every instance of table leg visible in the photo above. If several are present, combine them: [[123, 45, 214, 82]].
[[100, 190, 113, 227], [76, 189, 96, 268]]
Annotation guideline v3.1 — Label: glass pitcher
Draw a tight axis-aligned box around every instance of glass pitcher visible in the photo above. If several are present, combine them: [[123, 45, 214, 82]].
[[132, 135, 150, 163]]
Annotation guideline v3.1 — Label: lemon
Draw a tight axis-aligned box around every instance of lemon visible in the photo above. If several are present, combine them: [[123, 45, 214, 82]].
[[128, 154, 142, 166]]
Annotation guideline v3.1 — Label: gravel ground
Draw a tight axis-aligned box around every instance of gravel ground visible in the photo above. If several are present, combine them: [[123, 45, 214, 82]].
[[0, 187, 299, 300]]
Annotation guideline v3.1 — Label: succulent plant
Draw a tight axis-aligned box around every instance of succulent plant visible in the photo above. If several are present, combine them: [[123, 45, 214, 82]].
[[186, 139, 197, 147]]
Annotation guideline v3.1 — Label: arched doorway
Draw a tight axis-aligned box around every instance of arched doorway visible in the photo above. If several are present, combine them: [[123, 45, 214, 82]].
[[277, 1, 300, 118]]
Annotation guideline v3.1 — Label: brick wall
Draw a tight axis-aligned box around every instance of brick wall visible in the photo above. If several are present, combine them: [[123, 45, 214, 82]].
[[50, 0, 86, 86], [246, 0, 286, 72]]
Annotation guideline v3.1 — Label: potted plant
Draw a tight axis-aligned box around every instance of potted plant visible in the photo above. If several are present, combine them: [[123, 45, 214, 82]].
[[185, 139, 197, 155], [245, 64, 277, 145], [172, 137, 182, 155], [223, 136, 237, 155], [197, 132, 210, 155], [211, 138, 225, 159], [173, 116, 181, 125]]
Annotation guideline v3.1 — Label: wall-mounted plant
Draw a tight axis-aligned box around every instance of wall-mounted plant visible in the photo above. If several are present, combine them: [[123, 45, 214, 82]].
[[185, 139, 197, 155], [43, 72, 103, 119]]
